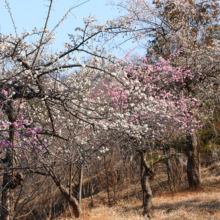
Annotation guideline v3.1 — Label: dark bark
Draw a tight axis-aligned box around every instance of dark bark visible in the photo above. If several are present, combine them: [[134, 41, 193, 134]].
[[139, 152, 153, 218], [1, 172, 11, 220], [186, 133, 200, 189], [1, 102, 16, 220]]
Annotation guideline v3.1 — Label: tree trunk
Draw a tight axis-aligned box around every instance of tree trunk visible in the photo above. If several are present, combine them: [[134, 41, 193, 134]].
[[124, 160, 130, 202], [165, 158, 174, 191], [113, 183, 116, 204], [69, 163, 72, 200], [86, 166, 94, 207], [140, 152, 153, 218], [197, 145, 201, 176], [1, 104, 16, 220], [1, 172, 11, 220], [186, 133, 200, 189], [177, 145, 184, 183], [104, 156, 111, 207], [89, 178, 94, 207], [59, 185, 81, 218], [78, 163, 83, 204], [163, 147, 175, 190], [44, 165, 81, 218]]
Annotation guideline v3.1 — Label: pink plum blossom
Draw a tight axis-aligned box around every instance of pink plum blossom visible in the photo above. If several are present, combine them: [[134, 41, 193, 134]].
[[1, 90, 8, 95]]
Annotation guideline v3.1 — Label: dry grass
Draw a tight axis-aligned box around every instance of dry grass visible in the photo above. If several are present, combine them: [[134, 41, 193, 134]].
[[62, 163, 220, 220]]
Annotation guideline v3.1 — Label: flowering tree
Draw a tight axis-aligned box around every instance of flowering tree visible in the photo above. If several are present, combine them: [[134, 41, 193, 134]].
[[94, 52, 200, 217], [0, 0, 219, 219], [0, 1, 125, 219], [105, 0, 220, 189]]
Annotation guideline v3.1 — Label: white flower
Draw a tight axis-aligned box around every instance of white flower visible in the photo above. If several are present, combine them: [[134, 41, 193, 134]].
[[149, 96, 154, 101], [110, 72, 117, 76], [122, 124, 129, 129]]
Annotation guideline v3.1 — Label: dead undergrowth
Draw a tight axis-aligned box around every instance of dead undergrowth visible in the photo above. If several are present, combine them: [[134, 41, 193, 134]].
[[61, 163, 220, 220]]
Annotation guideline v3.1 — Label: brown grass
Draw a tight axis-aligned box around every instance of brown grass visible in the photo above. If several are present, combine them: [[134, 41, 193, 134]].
[[62, 163, 220, 220]]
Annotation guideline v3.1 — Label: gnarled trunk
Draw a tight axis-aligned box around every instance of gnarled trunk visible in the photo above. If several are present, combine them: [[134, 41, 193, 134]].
[[44, 165, 81, 218], [140, 152, 153, 218], [186, 133, 200, 189], [58, 185, 81, 218]]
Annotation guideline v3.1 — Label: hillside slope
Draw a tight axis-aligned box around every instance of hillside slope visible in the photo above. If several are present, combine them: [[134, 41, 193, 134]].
[[62, 163, 220, 220]]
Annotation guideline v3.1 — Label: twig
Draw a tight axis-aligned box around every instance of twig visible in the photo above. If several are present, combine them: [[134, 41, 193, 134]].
[[153, 153, 180, 167], [49, 0, 90, 37], [32, 0, 53, 67], [5, 0, 18, 37]]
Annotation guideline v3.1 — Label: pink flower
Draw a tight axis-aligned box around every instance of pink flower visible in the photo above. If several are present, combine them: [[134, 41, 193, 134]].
[[36, 127, 42, 132], [14, 132, 19, 138], [37, 148, 42, 153], [19, 113, 23, 120], [1, 90, 8, 95], [19, 105, 23, 109], [42, 143, 47, 147], [2, 124, 7, 129], [21, 155, 25, 158]]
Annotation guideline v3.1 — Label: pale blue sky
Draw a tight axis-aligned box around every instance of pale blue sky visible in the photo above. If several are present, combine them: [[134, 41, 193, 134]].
[[0, 0, 145, 58]]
